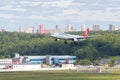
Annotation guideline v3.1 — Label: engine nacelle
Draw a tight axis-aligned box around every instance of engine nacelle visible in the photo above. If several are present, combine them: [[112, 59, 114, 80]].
[[72, 38, 78, 42], [55, 38, 60, 41], [79, 38, 86, 41]]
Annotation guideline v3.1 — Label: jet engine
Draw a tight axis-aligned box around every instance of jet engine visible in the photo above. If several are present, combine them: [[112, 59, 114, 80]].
[[79, 38, 86, 41], [72, 38, 78, 42], [55, 38, 60, 41]]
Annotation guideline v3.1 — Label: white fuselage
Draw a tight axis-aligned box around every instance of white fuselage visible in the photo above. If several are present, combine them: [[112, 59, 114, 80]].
[[51, 33, 86, 41]]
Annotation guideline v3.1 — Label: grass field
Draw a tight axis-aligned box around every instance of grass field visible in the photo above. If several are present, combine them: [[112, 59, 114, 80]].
[[0, 71, 120, 80]]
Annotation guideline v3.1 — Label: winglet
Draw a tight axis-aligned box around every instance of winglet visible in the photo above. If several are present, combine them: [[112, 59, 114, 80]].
[[82, 28, 89, 36]]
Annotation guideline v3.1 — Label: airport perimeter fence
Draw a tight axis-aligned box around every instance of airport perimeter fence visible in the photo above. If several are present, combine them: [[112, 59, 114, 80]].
[[76, 66, 120, 73], [103, 67, 120, 73]]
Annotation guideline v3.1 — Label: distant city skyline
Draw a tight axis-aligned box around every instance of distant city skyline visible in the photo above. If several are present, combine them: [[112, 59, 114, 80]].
[[0, 23, 119, 33], [0, 0, 120, 31]]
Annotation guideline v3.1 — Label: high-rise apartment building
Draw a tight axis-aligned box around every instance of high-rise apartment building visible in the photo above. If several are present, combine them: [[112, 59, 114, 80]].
[[49, 25, 62, 33], [81, 24, 86, 31], [19, 27, 24, 32], [55, 25, 62, 33], [25, 27, 33, 33], [32, 27, 36, 33], [93, 24, 100, 31], [0, 29, 5, 32], [55, 25, 59, 30], [39, 24, 49, 34], [109, 24, 116, 31], [66, 24, 74, 32]]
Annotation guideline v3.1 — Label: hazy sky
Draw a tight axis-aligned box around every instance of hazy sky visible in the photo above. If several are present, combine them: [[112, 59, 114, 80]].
[[0, 0, 120, 31]]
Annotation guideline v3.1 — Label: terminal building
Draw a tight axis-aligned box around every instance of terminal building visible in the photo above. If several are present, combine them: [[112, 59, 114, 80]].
[[0, 54, 76, 70], [13, 54, 76, 65]]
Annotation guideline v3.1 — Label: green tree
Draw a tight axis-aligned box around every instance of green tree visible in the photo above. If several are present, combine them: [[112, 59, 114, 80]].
[[80, 59, 91, 65], [109, 60, 115, 67]]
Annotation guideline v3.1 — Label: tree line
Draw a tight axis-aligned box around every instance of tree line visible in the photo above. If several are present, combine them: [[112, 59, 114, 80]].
[[0, 31, 120, 63]]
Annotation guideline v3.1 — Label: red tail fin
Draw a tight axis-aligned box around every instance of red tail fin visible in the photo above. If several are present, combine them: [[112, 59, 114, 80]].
[[82, 28, 89, 36]]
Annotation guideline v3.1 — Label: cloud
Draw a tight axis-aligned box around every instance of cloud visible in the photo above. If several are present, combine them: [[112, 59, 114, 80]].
[[0, 0, 120, 31], [40, 0, 73, 8], [27, 15, 59, 21], [0, 13, 19, 19], [19, 0, 73, 8], [19, 1, 42, 6], [0, 5, 26, 12], [28, 15, 44, 19], [71, 10, 120, 22], [26, 6, 120, 23], [106, 7, 120, 11], [59, 9, 80, 15]]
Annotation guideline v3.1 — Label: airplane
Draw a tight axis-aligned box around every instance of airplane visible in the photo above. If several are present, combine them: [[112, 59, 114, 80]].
[[51, 28, 96, 44]]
